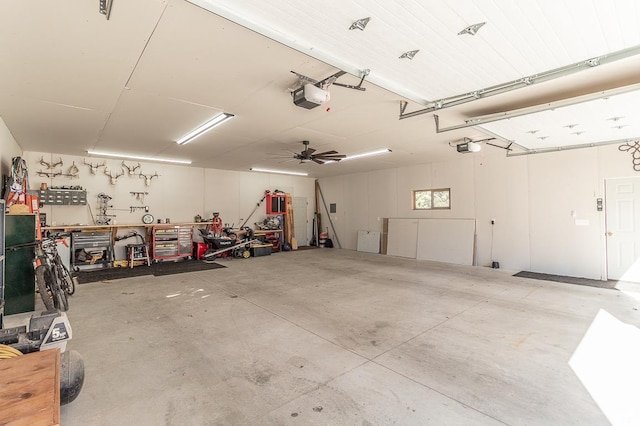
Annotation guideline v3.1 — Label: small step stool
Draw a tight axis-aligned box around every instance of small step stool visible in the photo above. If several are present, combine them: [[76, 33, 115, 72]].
[[126, 243, 151, 268]]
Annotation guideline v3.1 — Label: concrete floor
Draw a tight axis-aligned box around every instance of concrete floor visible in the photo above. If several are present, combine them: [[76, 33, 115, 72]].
[[8, 248, 640, 425]]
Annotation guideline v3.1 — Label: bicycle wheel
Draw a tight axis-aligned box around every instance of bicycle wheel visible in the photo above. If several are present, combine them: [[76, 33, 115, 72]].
[[50, 270, 69, 311], [35, 265, 56, 311], [56, 260, 76, 295]]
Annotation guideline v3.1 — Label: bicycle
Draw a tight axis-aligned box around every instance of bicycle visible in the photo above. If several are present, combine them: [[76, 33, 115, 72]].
[[34, 234, 76, 311]]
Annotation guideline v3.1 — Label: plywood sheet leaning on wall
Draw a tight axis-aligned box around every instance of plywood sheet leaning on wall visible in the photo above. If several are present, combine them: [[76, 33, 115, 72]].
[[283, 193, 295, 248], [386, 218, 476, 265], [416, 219, 476, 265]]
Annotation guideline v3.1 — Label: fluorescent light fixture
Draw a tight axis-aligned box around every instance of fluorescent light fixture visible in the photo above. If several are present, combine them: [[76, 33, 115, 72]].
[[250, 167, 308, 176], [342, 148, 392, 161], [176, 112, 234, 145], [87, 150, 192, 165]]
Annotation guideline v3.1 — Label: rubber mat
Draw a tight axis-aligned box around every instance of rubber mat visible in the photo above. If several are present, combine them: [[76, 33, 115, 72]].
[[76, 260, 225, 283], [513, 271, 617, 289]]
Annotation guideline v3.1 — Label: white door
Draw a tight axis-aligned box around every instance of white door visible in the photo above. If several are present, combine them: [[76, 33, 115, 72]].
[[292, 197, 308, 246], [606, 177, 640, 281]]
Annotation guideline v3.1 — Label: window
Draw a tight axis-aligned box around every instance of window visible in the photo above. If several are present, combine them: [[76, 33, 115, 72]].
[[412, 188, 450, 210]]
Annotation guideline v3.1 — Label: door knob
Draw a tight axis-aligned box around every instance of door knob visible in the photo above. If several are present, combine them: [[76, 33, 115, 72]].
[[606, 231, 613, 236]]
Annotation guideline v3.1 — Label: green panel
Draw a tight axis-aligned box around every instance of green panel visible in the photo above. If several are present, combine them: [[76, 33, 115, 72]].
[[4, 215, 36, 315], [5, 214, 36, 245]]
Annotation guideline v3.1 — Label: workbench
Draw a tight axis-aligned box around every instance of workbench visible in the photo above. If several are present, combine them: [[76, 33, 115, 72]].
[[42, 223, 210, 267], [42, 221, 209, 233], [0, 349, 60, 426]]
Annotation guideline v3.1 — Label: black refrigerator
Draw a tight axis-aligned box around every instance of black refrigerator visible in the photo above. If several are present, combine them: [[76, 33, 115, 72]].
[[4, 213, 36, 315]]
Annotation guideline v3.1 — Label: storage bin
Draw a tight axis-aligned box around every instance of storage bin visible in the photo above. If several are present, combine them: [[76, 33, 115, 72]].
[[250, 244, 272, 257]]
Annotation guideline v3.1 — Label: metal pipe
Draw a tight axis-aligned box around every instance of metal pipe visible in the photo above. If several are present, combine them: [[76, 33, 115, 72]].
[[506, 138, 638, 157], [316, 182, 341, 249], [400, 44, 640, 120]]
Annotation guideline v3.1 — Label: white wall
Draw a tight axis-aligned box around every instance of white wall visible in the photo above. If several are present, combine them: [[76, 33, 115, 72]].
[[21, 150, 316, 242], [0, 117, 22, 181], [527, 149, 602, 278], [473, 151, 530, 271], [318, 143, 636, 280], [16, 141, 638, 279]]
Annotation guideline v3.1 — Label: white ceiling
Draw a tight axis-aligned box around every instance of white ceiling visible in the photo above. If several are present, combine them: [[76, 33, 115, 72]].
[[1, 0, 639, 178], [479, 87, 640, 151]]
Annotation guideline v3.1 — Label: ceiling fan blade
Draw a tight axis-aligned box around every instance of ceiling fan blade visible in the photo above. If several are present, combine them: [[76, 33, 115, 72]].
[[267, 151, 297, 158], [312, 158, 325, 164], [315, 154, 346, 159], [278, 158, 297, 164], [304, 147, 316, 156], [313, 150, 339, 156]]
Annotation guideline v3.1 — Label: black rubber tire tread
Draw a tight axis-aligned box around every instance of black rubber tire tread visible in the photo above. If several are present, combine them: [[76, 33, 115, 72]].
[[45, 266, 67, 311], [60, 350, 85, 405], [50, 275, 68, 311], [58, 283, 69, 311], [57, 261, 75, 295], [35, 265, 55, 311]]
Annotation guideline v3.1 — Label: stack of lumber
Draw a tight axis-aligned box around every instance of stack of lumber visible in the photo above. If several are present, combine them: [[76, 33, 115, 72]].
[[283, 194, 297, 249]]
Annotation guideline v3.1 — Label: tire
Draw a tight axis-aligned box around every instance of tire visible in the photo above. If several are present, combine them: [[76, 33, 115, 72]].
[[49, 271, 69, 311], [60, 350, 85, 405], [35, 265, 55, 311], [44, 266, 68, 312], [56, 280, 69, 311], [57, 262, 75, 295]]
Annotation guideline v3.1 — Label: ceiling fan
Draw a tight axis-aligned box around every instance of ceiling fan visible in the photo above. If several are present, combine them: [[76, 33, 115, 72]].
[[291, 141, 346, 164]]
